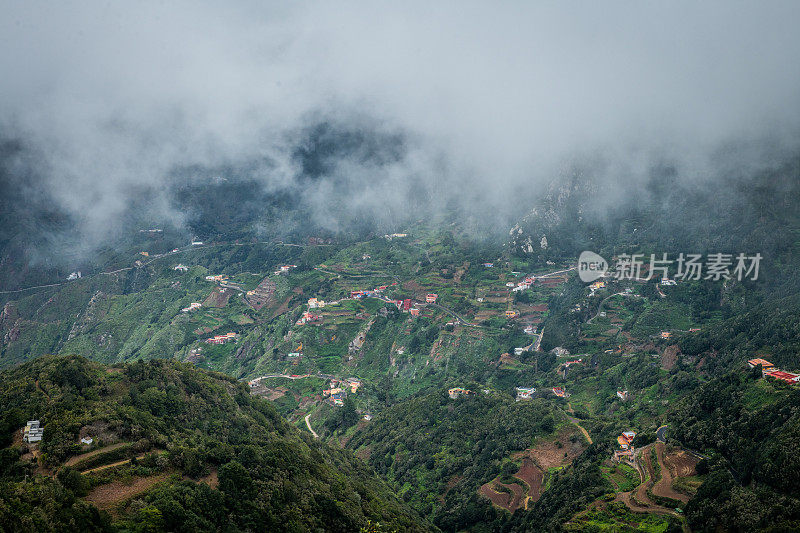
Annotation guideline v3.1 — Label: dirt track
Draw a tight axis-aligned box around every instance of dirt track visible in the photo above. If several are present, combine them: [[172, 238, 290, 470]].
[[479, 480, 524, 511], [612, 444, 687, 525], [65, 442, 128, 467]]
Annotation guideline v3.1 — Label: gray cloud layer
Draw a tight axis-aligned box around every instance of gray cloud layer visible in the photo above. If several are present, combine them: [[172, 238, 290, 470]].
[[2, 1, 799, 249]]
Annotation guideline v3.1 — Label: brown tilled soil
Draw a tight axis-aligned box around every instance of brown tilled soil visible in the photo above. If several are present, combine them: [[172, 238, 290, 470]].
[[203, 287, 232, 308], [652, 442, 691, 503], [661, 345, 680, 370], [664, 447, 699, 478], [481, 430, 584, 513], [499, 353, 519, 366], [401, 280, 426, 297], [513, 458, 544, 503], [85, 473, 169, 510], [513, 429, 585, 469], [248, 277, 277, 310], [479, 480, 525, 512], [611, 444, 685, 521]]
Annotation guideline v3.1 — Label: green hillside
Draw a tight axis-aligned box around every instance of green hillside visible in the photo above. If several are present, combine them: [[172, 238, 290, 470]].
[[0, 355, 430, 532]]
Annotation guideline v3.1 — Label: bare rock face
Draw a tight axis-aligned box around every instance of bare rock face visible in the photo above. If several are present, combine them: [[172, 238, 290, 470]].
[[67, 291, 106, 341], [0, 302, 18, 329], [4, 319, 21, 344], [1, 303, 21, 344]]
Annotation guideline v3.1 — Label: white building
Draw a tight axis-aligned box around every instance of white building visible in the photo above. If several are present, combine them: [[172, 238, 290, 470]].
[[23, 420, 43, 443], [515, 387, 536, 401]]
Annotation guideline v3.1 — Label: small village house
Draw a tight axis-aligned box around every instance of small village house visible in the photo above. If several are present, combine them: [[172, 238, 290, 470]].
[[448, 387, 473, 399], [765, 370, 800, 384], [747, 358, 775, 372], [515, 387, 536, 401], [22, 420, 43, 443]]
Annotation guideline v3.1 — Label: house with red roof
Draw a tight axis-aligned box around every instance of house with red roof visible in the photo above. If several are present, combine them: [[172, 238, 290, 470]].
[[765, 370, 800, 384]]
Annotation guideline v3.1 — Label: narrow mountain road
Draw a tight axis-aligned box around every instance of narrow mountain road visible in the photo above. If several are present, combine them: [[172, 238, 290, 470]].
[[65, 442, 128, 467], [0, 282, 66, 294], [613, 445, 690, 532], [587, 292, 628, 324], [531, 266, 576, 279], [304, 413, 318, 439], [565, 404, 593, 444], [427, 302, 478, 327]]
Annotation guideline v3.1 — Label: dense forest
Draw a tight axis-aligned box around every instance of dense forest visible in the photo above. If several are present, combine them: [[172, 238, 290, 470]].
[[669, 370, 800, 531], [0, 355, 430, 532], [348, 390, 575, 530]]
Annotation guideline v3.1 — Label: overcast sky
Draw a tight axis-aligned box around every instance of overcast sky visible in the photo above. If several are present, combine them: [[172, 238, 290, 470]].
[[2, 1, 799, 245]]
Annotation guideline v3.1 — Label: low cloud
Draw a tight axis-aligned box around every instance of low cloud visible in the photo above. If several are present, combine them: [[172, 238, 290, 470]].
[[1, 1, 799, 254]]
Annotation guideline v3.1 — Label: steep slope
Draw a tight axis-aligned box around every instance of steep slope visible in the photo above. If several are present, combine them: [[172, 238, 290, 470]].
[[0, 355, 431, 532]]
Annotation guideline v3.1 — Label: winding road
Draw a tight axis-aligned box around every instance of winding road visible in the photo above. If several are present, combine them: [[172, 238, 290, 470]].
[[586, 292, 629, 324], [304, 413, 319, 438]]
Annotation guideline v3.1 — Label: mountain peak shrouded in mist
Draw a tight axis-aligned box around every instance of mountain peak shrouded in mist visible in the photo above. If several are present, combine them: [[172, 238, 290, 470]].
[[1, 1, 800, 259]]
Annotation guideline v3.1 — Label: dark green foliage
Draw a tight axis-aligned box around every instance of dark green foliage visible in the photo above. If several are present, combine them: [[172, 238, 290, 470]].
[[670, 371, 800, 531], [0, 355, 431, 532], [347, 390, 558, 530]]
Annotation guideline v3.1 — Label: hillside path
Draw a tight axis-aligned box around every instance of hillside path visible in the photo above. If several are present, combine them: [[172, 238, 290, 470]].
[[565, 404, 592, 444], [305, 413, 319, 439], [65, 442, 128, 467]]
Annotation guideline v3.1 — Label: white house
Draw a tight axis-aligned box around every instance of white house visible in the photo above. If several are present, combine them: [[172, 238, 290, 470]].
[[23, 420, 43, 443], [515, 387, 536, 401]]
